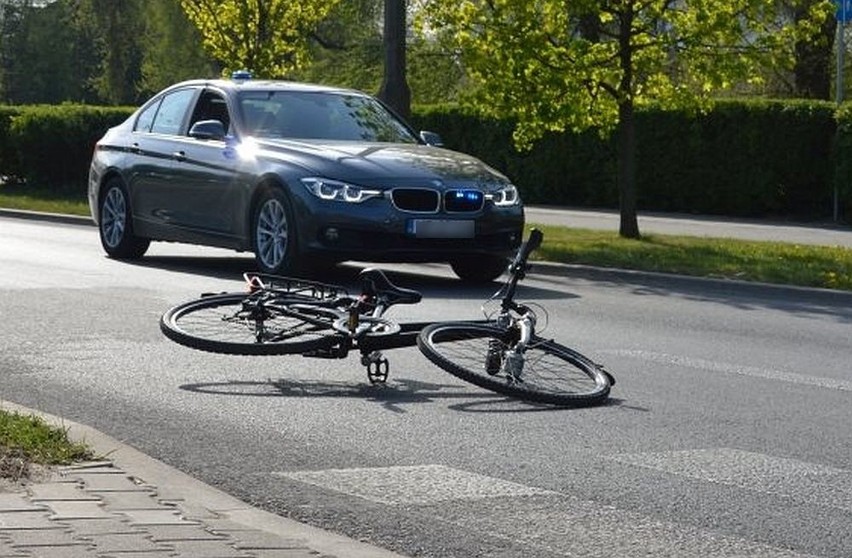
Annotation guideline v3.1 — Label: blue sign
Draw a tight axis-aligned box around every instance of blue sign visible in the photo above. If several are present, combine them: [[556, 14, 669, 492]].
[[839, 0, 852, 23]]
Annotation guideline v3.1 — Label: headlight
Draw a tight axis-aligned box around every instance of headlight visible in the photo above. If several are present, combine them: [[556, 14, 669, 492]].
[[301, 177, 381, 203], [486, 184, 520, 207]]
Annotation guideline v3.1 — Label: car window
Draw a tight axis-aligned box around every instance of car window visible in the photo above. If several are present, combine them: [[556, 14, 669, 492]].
[[188, 90, 231, 134], [150, 88, 196, 136], [135, 100, 159, 133], [238, 91, 417, 143]]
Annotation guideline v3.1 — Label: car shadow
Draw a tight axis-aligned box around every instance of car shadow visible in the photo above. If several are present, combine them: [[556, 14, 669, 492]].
[[123, 255, 577, 301]]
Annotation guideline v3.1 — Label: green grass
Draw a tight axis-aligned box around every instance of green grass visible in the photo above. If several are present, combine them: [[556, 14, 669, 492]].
[[531, 224, 852, 291], [0, 410, 94, 480], [0, 184, 89, 216]]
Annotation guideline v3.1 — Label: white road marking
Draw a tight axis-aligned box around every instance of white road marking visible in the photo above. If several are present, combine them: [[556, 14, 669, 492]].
[[608, 349, 852, 392], [610, 447, 852, 512], [273, 464, 555, 505]]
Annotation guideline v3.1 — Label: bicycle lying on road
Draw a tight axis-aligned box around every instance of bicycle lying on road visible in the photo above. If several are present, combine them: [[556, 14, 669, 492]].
[[160, 229, 615, 406]]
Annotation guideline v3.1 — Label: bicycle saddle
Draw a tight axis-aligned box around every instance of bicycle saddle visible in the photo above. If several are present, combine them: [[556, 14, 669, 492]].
[[359, 268, 422, 305]]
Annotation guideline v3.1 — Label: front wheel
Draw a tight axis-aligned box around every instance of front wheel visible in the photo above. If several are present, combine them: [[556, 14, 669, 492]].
[[417, 322, 611, 405], [160, 293, 340, 355], [253, 187, 298, 275]]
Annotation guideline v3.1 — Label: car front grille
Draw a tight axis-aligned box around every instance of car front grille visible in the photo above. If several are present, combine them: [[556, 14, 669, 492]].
[[390, 188, 485, 213], [391, 188, 440, 213]]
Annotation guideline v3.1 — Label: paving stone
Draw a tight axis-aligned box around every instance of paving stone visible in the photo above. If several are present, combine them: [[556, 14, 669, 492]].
[[229, 530, 309, 550], [0, 536, 29, 557], [251, 550, 331, 558], [55, 518, 142, 536], [58, 462, 114, 473], [167, 539, 253, 557], [3, 527, 82, 546], [0, 511, 56, 530], [68, 473, 152, 493], [43, 500, 112, 520], [0, 494, 46, 513], [19, 545, 99, 558], [87, 532, 173, 553], [118, 509, 198, 526], [29, 482, 98, 502], [145, 523, 227, 542], [91, 490, 168, 511]]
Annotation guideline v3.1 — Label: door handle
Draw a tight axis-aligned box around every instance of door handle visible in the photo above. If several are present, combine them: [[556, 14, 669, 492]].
[[130, 143, 141, 154], [173, 151, 186, 162]]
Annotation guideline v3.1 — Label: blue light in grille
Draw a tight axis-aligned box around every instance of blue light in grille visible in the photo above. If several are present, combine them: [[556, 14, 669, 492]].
[[445, 189, 483, 212]]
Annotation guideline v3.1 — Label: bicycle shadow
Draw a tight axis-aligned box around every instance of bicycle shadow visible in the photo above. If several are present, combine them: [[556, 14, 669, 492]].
[[178, 377, 616, 414]]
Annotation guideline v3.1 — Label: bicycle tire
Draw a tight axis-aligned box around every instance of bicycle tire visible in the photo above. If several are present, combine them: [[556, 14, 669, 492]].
[[417, 322, 611, 405], [160, 292, 341, 356]]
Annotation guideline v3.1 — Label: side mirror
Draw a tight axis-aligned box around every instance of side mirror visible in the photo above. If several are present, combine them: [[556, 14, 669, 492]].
[[189, 119, 227, 141], [419, 130, 444, 147]]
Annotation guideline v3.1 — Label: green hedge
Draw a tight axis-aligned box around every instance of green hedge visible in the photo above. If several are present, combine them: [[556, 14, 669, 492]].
[[1, 104, 133, 190], [0, 100, 848, 221], [412, 99, 846, 221]]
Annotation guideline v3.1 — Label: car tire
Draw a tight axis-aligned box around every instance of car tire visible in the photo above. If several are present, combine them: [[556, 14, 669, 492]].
[[450, 255, 508, 283], [98, 177, 150, 260], [252, 187, 299, 275]]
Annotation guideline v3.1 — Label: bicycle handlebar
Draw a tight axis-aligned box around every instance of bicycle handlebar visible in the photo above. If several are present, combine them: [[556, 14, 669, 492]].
[[509, 228, 543, 276]]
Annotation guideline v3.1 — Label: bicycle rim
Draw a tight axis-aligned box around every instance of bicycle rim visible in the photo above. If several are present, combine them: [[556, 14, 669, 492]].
[[417, 322, 610, 405], [160, 293, 340, 355]]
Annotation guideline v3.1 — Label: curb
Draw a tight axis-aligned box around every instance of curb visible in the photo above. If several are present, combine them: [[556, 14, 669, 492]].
[[0, 399, 409, 558], [0, 207, 94, 227]]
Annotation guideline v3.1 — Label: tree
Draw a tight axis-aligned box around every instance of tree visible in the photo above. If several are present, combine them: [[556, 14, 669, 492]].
[[180, 0, 339, 78], [377, 0, 411, 119], [419, 0, 833, 238], [140, 0, 218, 97]]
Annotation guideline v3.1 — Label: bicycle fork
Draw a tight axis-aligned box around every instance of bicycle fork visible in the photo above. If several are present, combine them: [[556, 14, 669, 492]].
[[494, 312, 535, 383]]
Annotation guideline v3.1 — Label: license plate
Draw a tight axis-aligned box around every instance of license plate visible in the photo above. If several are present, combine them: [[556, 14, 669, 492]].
[[408, 219, 475, 239]]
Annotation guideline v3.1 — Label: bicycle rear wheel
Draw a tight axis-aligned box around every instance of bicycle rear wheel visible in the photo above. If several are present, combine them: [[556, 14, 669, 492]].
[[417, 322, 611, 405], [160, 293, 340, 355]]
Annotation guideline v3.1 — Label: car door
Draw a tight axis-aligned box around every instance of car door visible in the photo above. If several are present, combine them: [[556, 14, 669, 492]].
[[129, 87, 200, 235], [167, 88, 245, 242]]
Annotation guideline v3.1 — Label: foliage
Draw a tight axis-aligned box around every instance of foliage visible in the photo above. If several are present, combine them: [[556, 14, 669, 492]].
[[179, 0, 340, 78], [417, 0, 834, 237], [7, 104, 132, 190]]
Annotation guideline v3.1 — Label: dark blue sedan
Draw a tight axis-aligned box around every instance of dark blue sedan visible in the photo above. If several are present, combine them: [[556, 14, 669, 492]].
[[88, 75, 524, 282]]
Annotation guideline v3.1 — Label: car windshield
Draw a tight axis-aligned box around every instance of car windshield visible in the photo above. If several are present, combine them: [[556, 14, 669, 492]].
[[238, 90, 418, 144]]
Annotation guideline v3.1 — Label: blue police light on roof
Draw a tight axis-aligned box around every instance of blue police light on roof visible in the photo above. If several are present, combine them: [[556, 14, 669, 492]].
[[231, 70, 252, 81]]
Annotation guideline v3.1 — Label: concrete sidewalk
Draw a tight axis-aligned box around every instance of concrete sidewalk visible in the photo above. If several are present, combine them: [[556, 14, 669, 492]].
[[0, 401, 408, 558]]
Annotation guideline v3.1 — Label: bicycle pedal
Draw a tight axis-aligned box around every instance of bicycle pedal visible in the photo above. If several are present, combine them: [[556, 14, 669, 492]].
[[366, 358, 389, 385]]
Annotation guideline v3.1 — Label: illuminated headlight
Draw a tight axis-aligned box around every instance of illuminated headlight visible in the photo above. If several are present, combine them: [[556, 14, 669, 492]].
[[486, 184, 520, 207], [301, 177, 381, 203]]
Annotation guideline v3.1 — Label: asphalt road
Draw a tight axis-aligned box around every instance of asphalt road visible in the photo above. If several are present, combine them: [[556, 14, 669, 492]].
[[1, 214, 851, 557]]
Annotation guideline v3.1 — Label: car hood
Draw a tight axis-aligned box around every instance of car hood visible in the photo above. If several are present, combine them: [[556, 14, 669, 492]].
[[253, 139, 509, 186]]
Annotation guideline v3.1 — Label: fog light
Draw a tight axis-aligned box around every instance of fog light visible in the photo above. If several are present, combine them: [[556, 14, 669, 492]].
[[324, 227, 340, 242]]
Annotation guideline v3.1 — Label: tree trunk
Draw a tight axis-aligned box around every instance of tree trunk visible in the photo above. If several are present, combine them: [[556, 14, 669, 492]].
[[617, 99, 640, 239], [377, 0, 410, 120]]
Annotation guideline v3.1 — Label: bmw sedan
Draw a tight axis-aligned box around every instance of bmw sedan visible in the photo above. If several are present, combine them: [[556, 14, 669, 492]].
[[88, 76, 524, 282]]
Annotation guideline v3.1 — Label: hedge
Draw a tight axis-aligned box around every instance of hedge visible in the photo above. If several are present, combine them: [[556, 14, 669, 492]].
[[0, 100, 848, 221]]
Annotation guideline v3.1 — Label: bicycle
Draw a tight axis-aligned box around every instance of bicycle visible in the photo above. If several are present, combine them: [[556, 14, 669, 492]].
[[160, 229, 615, 406]]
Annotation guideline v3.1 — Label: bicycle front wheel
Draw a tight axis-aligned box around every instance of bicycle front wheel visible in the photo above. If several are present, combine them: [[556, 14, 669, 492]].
[[160, 293, 340, 355], [417, 322, 611, 405]]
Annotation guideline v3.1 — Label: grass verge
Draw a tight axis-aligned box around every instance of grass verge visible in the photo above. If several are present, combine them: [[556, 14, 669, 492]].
[[0, 184, 89, 216], [0, 409, 94, 481], [531, 225, 852, 291]]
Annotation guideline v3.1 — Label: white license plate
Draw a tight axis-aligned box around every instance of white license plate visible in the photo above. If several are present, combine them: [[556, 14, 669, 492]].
[[408, 219, 475, 239]]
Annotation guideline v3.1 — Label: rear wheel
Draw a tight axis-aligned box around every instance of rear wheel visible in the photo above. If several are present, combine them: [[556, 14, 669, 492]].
[[160, 293, 340, 355], [98, 177, 149, 259], [417, 322, 611, 405], [450, 255, 507, 283]]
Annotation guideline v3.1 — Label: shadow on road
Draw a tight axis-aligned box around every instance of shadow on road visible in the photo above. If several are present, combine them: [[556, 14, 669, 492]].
[[178, 377, 614, 414]]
